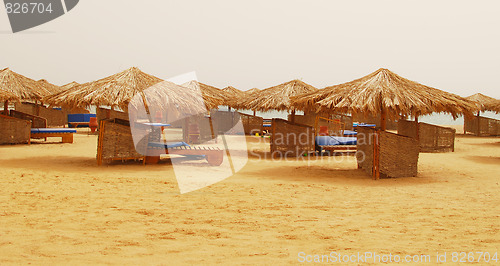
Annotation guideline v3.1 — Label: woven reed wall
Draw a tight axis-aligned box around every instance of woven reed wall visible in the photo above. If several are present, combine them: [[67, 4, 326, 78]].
[[239, 112, 263, 135], [290, 113, 354, 132], [357, 127, 419, 178], [182, 114, 218, 143], [96, 108, 129, 124], [419, 123, 455, 152], [464, 116, 500, 136], [397, 120, 418, 139], [210, 110, 242, 134], [398, 120, 456, 153], [353, 113, 398, 130], [0, 114, 31, 144], [271, 118, 314, 157], [379, 131, 419, 178], [9, 110, 47, 128], [14, 102, 66, 127], [62, 107, 90, 114], [97, 119, 144, 162], [289, 114, 316, 127], [356, 127, 374, 176]]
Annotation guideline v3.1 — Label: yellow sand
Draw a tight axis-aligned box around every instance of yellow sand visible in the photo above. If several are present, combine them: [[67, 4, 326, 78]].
[[0, 129, 499, 264]]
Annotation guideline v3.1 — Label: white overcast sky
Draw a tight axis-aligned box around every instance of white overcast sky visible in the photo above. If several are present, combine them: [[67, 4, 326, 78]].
[[1, 0, 499, 98]]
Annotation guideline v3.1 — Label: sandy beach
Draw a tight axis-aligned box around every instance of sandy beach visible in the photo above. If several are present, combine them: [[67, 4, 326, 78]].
[[0, 129, 498, 264]]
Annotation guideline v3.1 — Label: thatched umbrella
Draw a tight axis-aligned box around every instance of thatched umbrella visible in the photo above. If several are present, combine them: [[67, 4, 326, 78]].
[[60, 81, 79, 91], [129, 80, 208, 122], [292, 68, 475, 130], [222, 86, 248, 110], [239, 79, 317, 121], [465, 93, 500, 134], [181, 80, 228, 110], [465, 93, 499, 113], [44, 67, 163, 110], [246, 88, 260, 95], [0, 67, 47, 114], [0, 89, 18, 102], [38, 79, 61, 96]]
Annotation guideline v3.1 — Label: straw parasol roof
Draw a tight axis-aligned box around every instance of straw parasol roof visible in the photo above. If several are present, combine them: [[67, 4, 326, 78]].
[[181, 80, 228, 109], [222, 86, 248, 108], [60, 81, 80, 91], [129, 80, 208, 116], [465, 93, 500, 113], [44, 67, 163, 110], [0, 89, 18, 102], [239, 79, 317, 112], [246, 88, 260, 95], [0, 67, 47, 101], [292, 68, 475, 120], [37, 79, 62, 95]]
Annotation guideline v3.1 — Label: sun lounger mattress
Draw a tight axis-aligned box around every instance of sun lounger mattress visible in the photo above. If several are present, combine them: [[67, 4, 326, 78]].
[[315, 136, 357, 146], [31, 128, 77, 134]]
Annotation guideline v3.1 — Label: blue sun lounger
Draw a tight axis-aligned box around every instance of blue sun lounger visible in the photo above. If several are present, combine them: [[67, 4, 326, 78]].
[[144, 141, 224, 166], [315, 135, 357, 153], [30, 128, 77, 143], [343, 130, 357, 136]]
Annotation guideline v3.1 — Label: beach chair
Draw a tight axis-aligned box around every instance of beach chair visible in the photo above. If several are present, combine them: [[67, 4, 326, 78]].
[[315, 135, 357, 154], [30, 128, 77, 143], [97, 118, 224, 166], [144, 141, 224, 166], [67, 113, 96, 128]]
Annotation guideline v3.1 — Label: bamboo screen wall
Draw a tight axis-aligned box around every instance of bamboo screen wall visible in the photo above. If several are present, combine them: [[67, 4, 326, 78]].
[[96, 118, 145, 165], [238, 112, 263, 135], [464, 116, 500, 136], [0, 114, 31, 144], [9, 110, 47, 129], [398, 120, 456, 153], [289, 113, 354, 131], [357, 127, 419, 179], [270, 118, 314, 157], [15, 102, 66, 127]]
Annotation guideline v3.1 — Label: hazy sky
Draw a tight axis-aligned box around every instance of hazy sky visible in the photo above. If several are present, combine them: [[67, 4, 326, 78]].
[[1, 0, 499, 98]]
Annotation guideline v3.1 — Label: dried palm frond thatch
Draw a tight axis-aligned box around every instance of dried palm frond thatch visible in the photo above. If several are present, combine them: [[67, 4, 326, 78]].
[[222, 86, 248, 108], [37, 79, 62, 96], [0, 68, 46, 101], [246, 88, 260, 95], [128, 80, 207, 116], [59, 81, 79, 91], [44, 67, 163, 110], [292, 68, 476, 121], [465, 93, 500, 113], [239, 79, 317, 112], [181, 80, 228, 110], [0, 89, 19, 102]]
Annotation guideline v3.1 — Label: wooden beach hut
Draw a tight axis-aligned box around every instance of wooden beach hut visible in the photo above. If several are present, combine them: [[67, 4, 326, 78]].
[[292, 68, 475, 179], [464, 93, 500, 136]]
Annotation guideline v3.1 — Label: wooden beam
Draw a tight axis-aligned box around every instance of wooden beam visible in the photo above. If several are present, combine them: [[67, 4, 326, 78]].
[[372, 130, 380, 180], [3, 100, 8, 115], [291, 109, 296, 123], [380, 108, 387, 131], [476, 112, 481, 137], [415, 112, 420, 141]]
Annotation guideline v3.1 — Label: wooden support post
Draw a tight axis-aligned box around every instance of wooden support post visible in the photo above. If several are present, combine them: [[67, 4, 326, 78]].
[[3, 100, 8, 115], [372, 129, 380, 180], [415, 112, 420, 141], [253, 110, 256, 116], [380, 108, 387, 131], [291, 109, 296, 124], [476, 112, 481, 137]]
